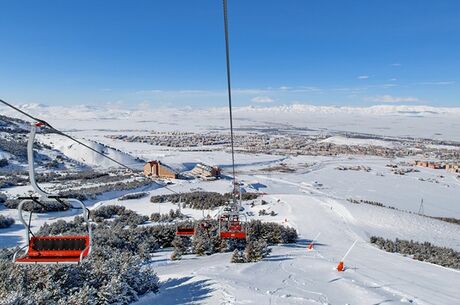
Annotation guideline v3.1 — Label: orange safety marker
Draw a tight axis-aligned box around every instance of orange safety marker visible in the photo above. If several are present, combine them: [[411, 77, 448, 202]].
[[307, 232, 321, 251], [337, 240, 357, 272]]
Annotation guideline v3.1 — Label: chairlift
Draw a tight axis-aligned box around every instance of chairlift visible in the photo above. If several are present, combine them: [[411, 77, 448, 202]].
[[13, 122, 92, 264], [175, 195, 195, 236], [218, 200, 247, 240], [175, 226, 195, 236]]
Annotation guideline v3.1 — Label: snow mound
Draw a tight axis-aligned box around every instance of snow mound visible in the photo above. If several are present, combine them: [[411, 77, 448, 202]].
[[38, 134, 142, 169]]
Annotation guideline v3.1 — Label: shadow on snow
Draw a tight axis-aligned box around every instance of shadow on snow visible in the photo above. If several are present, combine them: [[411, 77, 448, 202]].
[[138, 276, 213, 305]]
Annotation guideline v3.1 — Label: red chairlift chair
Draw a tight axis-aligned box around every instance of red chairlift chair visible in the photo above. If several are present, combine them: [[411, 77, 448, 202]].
[[219, 212, 247, 239], [176, 226, 196, 236], [12, 122, 92, 264], [13, 197, 92, 265]]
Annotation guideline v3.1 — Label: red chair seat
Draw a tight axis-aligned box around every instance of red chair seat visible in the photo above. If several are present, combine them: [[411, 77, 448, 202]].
[[220, 231, 246, 239], [176, 228, 195, 236], [15, 236, 90, 264]]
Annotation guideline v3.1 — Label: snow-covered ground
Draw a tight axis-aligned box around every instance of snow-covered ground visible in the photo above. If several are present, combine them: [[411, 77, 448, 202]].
[[1, 105, 460, 304], [2, 159, 460, 304], [132, 192, 460, 305], [2, 103, 460, 141]]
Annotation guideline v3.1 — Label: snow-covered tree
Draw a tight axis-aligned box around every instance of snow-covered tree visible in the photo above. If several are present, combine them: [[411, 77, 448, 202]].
[[230, 249, 246, 263]]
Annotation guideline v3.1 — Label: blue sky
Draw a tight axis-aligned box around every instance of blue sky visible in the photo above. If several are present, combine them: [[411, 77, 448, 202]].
[[1, 0, 459, 108]]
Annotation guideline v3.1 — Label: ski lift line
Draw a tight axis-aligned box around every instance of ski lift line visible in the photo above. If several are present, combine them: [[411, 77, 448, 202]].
[[0, 98, 182, 195], [222, 0, 237, 199]]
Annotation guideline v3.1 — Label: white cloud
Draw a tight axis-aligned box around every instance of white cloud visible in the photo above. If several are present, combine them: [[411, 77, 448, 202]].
[[357, 75, 369, 80], [391, 63, 402, 67], [366, 95, 421, 103], [419, 81, 455, 85], [251, 96, 274, 103]]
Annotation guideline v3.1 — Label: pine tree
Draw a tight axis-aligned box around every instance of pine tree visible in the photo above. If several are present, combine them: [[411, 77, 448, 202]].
[[230, 249, 246, 263], [172, 236, 188, 255], [193, 233, 209, 256], [245, 239, 271, 262]]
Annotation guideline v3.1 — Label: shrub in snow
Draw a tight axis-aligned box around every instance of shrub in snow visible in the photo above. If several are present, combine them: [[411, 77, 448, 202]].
[[171, 236, 191, 259], [90, 205, 148, 227], [91, 205, 127, 220], [0, 208, 167, 304], [0, 138, 27, 160], [0, 193, 6, 204], [246, 220, 297, 245], [245, 239, 271, 262], [150, 212, 161, 222], [118, 192, 148, 201], [258, 209, 268, 216], [0, 159, 8, 168], [347, 198, 386, 208], [430, 216, 460, 225], [370, 236, 460, 270], [173, 218, 297, 262], [0, 247, 159, 305], [0, 215, 14, 229], [3, 198, 69, 213], [150, 191, 260, 210], [0, 174, 29, 189], [58, 178, 154, 202], [230, 249, 246, 263], [150, 209, 184, 223], [192, 229, 216, 256]]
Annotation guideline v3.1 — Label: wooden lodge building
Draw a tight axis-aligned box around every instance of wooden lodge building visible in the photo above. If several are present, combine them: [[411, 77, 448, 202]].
[[144, 160, 177, 179]]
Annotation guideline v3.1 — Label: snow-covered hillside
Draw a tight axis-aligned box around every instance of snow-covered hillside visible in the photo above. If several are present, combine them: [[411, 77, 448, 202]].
[[1, 107, 460, 304], [38, 134, 143, 169], [0, 115, 144, 172]]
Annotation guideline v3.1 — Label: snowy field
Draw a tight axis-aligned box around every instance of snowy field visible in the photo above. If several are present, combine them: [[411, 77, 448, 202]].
[[2, 103, 460, 140], [1, 104, 460, 304]]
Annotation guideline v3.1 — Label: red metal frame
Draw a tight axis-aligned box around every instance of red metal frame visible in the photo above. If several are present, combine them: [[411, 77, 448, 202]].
[[15, 236, 90, 264]]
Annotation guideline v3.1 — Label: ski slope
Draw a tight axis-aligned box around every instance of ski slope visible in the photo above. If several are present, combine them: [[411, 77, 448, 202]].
[[37, 133, 143, 169], [135, 193, 460, 305]]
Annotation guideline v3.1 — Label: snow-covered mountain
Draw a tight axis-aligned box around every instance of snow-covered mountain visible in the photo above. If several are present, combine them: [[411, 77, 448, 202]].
[[2, 103, 460, 141]]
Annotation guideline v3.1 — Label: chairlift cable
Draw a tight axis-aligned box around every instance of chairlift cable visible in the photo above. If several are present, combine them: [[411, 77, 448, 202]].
[[0, 98, 133, 171], [222, 0, 238, 203], [0, 98, 182, 195]]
